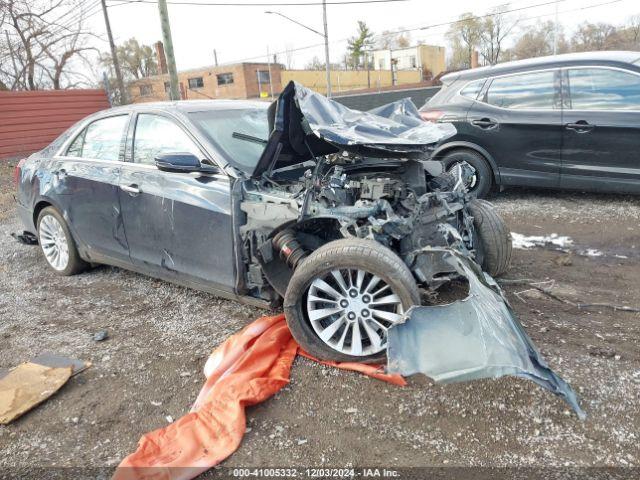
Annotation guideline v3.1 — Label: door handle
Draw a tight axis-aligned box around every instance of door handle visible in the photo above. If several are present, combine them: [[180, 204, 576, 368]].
[[470, 118, 498, 129], [121, 184, 141, 195], [565, 121, 594, 133]]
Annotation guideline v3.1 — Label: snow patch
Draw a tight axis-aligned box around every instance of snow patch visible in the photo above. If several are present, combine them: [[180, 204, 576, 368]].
[[511, 232, 574, 250]]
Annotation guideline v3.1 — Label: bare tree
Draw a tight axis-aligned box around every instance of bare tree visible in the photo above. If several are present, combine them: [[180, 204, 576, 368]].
[[508, 20, 568, 60], [100, 38, 157, 81], [479, 5, 518, 65], [376, 28, 412, 50], [0, 0, 97, 90], [446, 13, 481, 70], [284, 43, 295, 70], [571, 22, 619, 52]]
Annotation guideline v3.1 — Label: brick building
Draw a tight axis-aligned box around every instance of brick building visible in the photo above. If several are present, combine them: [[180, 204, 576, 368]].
[[129, 62, 283, 103]]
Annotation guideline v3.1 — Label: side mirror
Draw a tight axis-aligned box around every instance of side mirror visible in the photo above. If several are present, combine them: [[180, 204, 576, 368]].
[[155, 153, 219, 174]]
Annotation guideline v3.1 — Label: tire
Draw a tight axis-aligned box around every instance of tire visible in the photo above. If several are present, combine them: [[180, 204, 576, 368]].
[[37, 206, 87, 276], [441, 149, 493, 199], [284, 238, 420, 364], [467, 199, 512, 277]]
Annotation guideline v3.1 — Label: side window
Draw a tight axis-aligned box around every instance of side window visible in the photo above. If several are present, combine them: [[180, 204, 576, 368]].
[[460, 79, 485, 99], [568, 68, 640, 110], [486, 71, 558, 109], [133, 113, 202, 165], [66, 115, 129, 161]]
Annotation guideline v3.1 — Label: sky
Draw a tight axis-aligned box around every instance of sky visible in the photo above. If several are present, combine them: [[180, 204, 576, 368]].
[[82, 0, 640, 74]]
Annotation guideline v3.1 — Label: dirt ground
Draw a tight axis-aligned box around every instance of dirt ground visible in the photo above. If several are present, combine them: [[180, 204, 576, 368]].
[[0, 161, 639, 479]]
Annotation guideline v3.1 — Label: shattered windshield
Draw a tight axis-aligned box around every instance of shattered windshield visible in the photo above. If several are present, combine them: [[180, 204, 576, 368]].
[[189, 108, 269, 172]]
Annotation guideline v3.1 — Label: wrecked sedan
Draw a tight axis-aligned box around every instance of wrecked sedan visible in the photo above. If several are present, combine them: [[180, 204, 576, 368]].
[[15, 81, 512, 364]]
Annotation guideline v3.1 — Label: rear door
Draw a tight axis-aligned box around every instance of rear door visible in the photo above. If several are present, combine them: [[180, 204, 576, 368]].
[[56, 114, 131, 262], [560, 66, 640, 193], [119, 111, 236, 291], [471, 69, 563, 187]]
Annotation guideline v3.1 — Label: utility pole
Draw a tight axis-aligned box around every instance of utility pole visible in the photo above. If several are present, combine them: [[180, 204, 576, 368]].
[[158, 0, 180, 101], [213, 48, 218, 66], [100, 0, 126, 104], [265, 7, 331, 96], [553, 0, 559, 55], [266, 46, 274, 99], [322, 0, 331, 97]]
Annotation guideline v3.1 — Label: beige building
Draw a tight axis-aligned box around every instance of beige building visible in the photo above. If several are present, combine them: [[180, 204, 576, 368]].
[[372, 44, 445, 80]]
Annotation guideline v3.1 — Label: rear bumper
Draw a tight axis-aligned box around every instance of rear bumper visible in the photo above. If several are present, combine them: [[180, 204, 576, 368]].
[[16, 202, 36, 234]]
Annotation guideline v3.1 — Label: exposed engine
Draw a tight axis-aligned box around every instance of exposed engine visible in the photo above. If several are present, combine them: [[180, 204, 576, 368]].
[[239, 155, 478, 304]]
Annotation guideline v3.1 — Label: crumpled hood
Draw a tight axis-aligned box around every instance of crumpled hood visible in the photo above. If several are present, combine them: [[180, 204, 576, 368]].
[[252, 81, 456, 177]]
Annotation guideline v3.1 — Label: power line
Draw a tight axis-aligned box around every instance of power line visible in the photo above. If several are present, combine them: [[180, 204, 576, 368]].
[[106, 0, 410, 6], [221, 0, 628, 67]]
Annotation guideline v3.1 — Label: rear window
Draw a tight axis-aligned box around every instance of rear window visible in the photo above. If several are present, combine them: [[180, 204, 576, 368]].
[[459, 79, 485, 99], [486, 71, 558, 109]]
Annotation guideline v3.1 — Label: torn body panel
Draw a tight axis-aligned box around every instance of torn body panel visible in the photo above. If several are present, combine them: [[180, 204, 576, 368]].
[[387, 248, 586, 419]]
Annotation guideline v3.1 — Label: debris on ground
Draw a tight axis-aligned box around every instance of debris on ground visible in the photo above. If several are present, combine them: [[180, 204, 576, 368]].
[[93, 330, 109, 342], [114, 314, 402, 480], [0, 354, 90, 424], [9, 231, 38, 245]]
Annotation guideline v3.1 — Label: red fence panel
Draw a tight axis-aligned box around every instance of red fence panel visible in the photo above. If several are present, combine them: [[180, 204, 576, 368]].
[[0, 89, 110, 160]]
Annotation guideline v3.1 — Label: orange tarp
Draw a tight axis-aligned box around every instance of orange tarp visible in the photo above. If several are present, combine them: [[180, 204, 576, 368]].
[[114, 314, 404, 480]]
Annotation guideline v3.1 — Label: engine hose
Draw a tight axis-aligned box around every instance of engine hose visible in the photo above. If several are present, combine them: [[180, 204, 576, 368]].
[[272, 230, 307, 270]]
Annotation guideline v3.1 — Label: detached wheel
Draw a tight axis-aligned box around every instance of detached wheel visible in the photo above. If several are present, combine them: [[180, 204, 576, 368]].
[[284, 238, 420, 364], [468, 199, 512, 277], [441, 149, 493, 198], [37, 206, 87, 276]]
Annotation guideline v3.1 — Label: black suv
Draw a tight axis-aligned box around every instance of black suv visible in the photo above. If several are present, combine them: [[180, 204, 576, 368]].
[[420, 51, 640, 198]]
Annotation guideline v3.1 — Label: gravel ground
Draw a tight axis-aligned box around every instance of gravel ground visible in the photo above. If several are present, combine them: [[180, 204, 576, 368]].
[[1, 161, 639, 479]]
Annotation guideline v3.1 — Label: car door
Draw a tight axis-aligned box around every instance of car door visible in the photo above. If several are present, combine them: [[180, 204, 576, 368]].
[[119, 111, 236, 291], [55, 114, 131, 263], [560, 66, 640, 193], [471, 69, 563, 188]]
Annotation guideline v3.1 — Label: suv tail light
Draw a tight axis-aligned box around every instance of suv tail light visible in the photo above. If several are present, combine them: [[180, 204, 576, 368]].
[[420, 110, 445, 122], [14, 158, 27, 188]]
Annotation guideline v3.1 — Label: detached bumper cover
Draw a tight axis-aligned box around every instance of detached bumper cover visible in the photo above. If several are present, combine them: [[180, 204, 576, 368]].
[[387, 249, 586, 419]]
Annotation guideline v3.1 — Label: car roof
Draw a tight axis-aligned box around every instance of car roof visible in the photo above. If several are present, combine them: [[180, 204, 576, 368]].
[[106, 99, 269, 116], [442, 51, 640, 83]]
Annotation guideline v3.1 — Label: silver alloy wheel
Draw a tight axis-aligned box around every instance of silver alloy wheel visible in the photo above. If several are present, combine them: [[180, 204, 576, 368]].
[[306, 269, 403, 356], [39, 214, 70, 271]]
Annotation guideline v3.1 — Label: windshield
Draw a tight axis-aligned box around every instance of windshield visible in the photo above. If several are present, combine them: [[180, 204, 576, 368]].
[[189, 107, 269, 173]]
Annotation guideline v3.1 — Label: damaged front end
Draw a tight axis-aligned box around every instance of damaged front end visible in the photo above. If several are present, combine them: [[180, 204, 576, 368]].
[[236, 81, 583, 417]]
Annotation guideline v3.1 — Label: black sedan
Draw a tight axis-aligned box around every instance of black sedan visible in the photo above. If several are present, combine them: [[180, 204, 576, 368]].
[[420, 51, 640, 198], [14, 82, 512, 363]]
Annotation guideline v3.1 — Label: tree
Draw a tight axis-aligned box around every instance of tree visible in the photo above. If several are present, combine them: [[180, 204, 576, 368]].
[[377, 28, 412, 50], [346, 21, 374, 70], [479, 5, 518, 65], [509, 21, 568, 60], [571, 22, 620, 51], [0, 0, 95, 90], [284, 42, 295, 69], [446, 13, 481, 70], [304, 56, 325, 70], [100, 38, 157, 81]]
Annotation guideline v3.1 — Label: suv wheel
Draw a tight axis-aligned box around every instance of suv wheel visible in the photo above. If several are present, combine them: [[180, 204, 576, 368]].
[[284, 238, 420, 364], [441, 149, 493, 198], [37, 206, 87, 276]]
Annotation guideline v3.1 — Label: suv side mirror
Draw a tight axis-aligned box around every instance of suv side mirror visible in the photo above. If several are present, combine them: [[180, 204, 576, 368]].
[[155, 153, 219, 174]]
